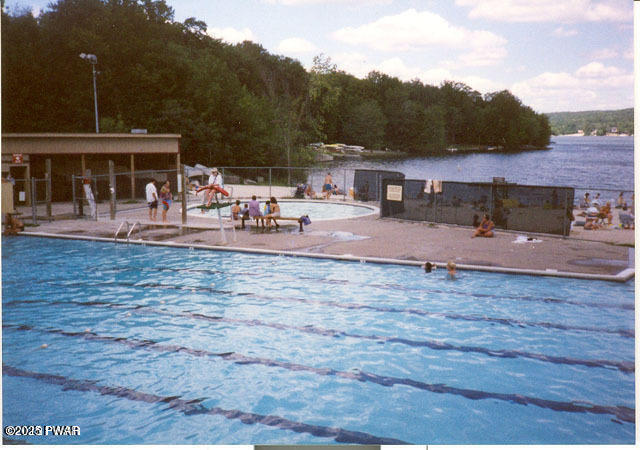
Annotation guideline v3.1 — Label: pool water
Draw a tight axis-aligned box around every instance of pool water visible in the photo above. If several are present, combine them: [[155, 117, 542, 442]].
[[188, 200, 377, 221], [2, 237, 634, 444]]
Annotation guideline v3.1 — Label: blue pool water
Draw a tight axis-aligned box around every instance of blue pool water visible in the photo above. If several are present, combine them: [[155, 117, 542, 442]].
[[2, 237, 634, 444], [188, 200, 377, 221]]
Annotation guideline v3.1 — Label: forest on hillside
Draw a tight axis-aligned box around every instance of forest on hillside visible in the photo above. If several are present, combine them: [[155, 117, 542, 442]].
[[2, 0, 552, 167], [546, 108, 633, 136]]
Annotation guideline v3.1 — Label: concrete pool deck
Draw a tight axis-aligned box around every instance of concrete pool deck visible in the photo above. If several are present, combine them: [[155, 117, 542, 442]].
[[10, 199, 635, 280]]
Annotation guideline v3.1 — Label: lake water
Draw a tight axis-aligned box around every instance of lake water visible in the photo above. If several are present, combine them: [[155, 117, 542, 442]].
[[325, 136, 634, 196]]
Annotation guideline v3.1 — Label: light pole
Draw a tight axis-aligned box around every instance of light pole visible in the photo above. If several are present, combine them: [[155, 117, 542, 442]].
[[79, 53, 99, 133]]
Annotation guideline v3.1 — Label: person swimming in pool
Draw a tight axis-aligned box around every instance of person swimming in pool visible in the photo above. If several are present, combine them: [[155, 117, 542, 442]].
[[446, 261, 457, 279], [424, 262, 437, 273]]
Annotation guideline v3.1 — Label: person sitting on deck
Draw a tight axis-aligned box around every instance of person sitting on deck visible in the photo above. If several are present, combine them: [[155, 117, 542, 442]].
[[265, 197, 281, 229], [294, 184, 307, 199], [584, 216, 602, 230], [240, 203, 250, 221], [231, 200, 242, 220], [619, 205, 634, 229], [305, 184, 315, 199], [3, 213, 24, 235], [581, 192, 591, 209], [472, 214, 495, 238], [598, 201, 613, 225], [248, 195, 264, 227], [616, 192, 626, 209]]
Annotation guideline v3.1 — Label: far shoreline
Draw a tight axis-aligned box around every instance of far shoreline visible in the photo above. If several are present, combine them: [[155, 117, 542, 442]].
[[555, 133, 633, 137]]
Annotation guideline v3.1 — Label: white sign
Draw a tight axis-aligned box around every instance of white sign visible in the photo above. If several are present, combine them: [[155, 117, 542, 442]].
[[386, 185, 403, 202]]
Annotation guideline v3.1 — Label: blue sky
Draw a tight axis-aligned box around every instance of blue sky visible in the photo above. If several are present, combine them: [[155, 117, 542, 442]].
[[6, 0, 635, 113]]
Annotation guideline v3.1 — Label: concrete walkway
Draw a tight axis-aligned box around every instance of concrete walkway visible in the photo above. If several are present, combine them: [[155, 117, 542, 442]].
[[11, 197, 635, 279]]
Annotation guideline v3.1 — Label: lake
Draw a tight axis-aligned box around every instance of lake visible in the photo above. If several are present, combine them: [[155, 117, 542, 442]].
[[324, 136, 634, 197]]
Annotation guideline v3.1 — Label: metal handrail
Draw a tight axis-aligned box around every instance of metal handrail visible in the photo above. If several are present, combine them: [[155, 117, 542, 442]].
[[114, 221, 129, 241], [126, 222, 140, 241]]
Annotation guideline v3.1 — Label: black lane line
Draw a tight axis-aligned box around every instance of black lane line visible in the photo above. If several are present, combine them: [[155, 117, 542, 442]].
[[5, 278, 633, 338], [4, 324, 634, 424], [3, 299, 633, 374], [12, 264, 634, 311], [2, 364, 406, 445]]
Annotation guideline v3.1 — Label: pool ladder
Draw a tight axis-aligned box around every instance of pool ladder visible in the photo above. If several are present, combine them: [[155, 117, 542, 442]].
[[114, 221, 140, 242]]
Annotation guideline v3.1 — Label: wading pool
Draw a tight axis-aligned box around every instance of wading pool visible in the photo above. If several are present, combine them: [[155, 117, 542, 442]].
[[187, 200, 378, 221], [2, 236, 634, 444]]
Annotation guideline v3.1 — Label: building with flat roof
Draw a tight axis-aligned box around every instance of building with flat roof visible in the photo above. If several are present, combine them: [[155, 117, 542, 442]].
[[1, 133, 181, 204]]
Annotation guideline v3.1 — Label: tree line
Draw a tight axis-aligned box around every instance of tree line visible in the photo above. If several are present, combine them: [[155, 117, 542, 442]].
[[2, 0, 551, 167], [546, 108, 633, 136]]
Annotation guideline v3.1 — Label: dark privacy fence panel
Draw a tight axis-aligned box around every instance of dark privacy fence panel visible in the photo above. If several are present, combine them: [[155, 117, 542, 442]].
[[353, 169, 404, 202], [380, 179, 574, 236]]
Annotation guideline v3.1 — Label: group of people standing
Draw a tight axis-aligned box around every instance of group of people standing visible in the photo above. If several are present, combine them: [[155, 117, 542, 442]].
[[145, 178, 172, 222]]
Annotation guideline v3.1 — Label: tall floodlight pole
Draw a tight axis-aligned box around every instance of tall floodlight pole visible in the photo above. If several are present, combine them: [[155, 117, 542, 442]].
[[79, 53, 99, 133]]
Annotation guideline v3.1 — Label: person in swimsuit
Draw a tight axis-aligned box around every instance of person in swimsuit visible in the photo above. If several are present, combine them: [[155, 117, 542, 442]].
[[323, 172, 333, 199], [159, 180, 172, 223], [265, 197, 281, 229], [472, 214, 494, 238], [231, 200, 241, 220], [446, 261, 457, 279]]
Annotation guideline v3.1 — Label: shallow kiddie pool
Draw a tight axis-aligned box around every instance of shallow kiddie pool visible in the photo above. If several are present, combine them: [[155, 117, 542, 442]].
[[187, 199, 378, 221], [2, 236, 634, 445]]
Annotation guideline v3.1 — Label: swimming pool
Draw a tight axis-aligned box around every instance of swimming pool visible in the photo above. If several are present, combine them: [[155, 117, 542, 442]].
[[2, 237, 634, 444], [187, 200, 378, 221]]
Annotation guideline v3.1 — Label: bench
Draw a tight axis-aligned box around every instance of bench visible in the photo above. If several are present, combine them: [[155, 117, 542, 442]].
[[241, 215, 305, 232]]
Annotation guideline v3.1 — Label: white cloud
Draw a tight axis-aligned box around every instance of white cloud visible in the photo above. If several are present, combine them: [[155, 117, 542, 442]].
[[456, 0, 631, 23], [511, 62, 633, 112], [276, 37, 318, 54], [589, 48, 619, 59], [332, 54, 503, 94], [575, 61, 623, 78], [331, 52, 374, 78], [331, 9, 507, 67], [207, 27, 256, 44], [552, 27, 578, 37], [623, 48, 634, 60]]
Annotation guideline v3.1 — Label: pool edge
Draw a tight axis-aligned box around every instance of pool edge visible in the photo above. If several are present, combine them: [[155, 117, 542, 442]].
[[15, 231, 635, 282]]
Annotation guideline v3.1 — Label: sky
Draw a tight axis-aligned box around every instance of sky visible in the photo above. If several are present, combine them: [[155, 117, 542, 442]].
[[7, 0, 635, 113]]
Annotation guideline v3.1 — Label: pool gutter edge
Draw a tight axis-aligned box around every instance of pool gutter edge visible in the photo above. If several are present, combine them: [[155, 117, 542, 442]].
[[16, 231, 635, 282]]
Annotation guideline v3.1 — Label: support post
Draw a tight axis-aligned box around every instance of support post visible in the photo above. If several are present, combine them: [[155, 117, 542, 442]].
[[109, 160, 116, 220], [181, 164, 187, 225], [25, 164, 31, 208], [30, 177, 37, 225], [343, 169, 346, 201], [45, 158, 52, 219], [130, 154, 135, 200], [72, 175, 77, 216]]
